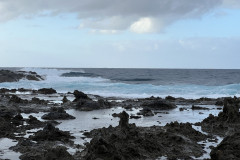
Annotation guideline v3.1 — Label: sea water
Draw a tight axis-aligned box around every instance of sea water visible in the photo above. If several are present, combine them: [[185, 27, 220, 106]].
[[1, 67, 240, 98]]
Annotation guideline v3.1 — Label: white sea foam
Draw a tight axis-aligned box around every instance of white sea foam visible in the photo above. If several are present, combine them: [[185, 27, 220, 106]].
[[1, 68, 240, 99]]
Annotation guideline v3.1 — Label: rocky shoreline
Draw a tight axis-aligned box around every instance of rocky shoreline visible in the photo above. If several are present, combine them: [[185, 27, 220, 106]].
[[0, 69, 240, 160], [0, 87, 239, 160]]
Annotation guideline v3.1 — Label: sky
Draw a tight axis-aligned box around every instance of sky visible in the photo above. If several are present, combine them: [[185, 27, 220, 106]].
[[0, 0, 240, 69]]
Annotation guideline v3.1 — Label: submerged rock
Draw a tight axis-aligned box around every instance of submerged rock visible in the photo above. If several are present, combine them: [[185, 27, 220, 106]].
[[130, 115, 141, 119], [137, 108, 154, 117], [191, 105, 209, 110]]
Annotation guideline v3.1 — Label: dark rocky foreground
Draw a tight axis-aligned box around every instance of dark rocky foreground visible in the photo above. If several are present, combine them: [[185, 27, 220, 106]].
[[0, 87, 240, 159], [0, 69, 44, 83], [197, 97, 240, 137], [80, 112, 207, 160]]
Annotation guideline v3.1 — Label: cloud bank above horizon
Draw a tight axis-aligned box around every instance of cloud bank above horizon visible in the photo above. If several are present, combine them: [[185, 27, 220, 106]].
[[0, 0, 236, 33], [0, 0, 240, 68]]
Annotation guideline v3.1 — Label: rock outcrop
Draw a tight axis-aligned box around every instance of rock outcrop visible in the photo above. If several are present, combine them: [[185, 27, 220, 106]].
[[41, 107, 75, 120], [210, 132, 240, 160], [82, 111, 207, 160], [38, 88, 57, 94], [30, 123, 74, 142], [199, 97, 240, 136], [0, 69, 43, 83]]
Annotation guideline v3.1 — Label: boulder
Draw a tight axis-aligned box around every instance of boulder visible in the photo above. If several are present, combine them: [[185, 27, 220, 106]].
[[31, 123, 74, 142], [62, 96, 69, 103], [41, 107, 75, 120], [191, 105, 209, 110], [73, 90, 89, 101], [137, 108, 154, 117], [38, 88, 57, 94]]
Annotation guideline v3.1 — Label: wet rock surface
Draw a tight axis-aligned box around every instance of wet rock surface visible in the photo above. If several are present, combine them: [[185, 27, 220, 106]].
[[30, 123, 74, 142], [192, 105, 209, 110], [0, 93, 52, 113], [38, 88, 57, 94], [137, 108, 154, 116], [81, 112, 207, 160], [210, 132, 240, 160], [142, 98, 177, 110], [199, 97, 240, 136], [71, 90, 112, 111], [73, 90, 90, 101], [42, 107, 75, 120], [0, 69, 44, 83], [11, 140, 74, 160], [1, 87, 240, 159]]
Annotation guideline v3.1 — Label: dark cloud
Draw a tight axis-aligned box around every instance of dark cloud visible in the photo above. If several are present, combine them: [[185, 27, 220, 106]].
[[0, 0, 225, 32]]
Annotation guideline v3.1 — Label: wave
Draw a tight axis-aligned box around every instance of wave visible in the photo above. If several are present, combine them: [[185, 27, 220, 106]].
[[112, 78, 154, 82], [1, 67, 240, 99], [61, 72, 98, 77]]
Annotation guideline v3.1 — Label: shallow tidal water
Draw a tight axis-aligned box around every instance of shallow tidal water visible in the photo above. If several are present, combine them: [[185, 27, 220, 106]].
[[57, 105, 221, 144], [1, 104, 222, 160], [0, 138, 21, 160]]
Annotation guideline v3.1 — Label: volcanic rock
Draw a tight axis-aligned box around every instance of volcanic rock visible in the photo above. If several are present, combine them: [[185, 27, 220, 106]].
[[41, 107, 75, 120], [31, 123, 74, 142], [137, 108, 154, 117], [200, 97, 240, 136], [73, 90, 89, 101], [210, 132, 240, 160], [38, 88, 57, 94], [82, 112, 206, 160], [142, 99, 177, 110]]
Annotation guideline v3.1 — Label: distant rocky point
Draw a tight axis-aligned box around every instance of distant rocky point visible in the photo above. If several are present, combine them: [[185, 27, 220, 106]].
[[0, 69, 44, 83]]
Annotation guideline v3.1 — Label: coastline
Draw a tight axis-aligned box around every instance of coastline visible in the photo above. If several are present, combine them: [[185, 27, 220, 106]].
[[0, 69, 240, 159]]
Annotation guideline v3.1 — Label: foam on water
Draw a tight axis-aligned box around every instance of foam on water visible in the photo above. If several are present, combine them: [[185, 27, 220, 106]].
[[1, 68, 240, 99]]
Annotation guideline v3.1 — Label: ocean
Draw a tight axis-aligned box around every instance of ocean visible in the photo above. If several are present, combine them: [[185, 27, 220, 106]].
[[1, 67, 240, 99]]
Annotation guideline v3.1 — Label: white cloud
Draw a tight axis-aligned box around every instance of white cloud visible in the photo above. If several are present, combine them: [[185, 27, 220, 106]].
[[130, 17, 155, 33]]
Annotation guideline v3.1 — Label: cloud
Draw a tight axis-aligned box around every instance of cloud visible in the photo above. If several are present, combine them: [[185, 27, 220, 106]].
[[130, 17, 156, 33], [222, 0, 240, 8], [0, 0, 226, 33]]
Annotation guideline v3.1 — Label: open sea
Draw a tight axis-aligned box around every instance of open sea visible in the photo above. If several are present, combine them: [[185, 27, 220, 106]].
[[1, 67, 240, 98]]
